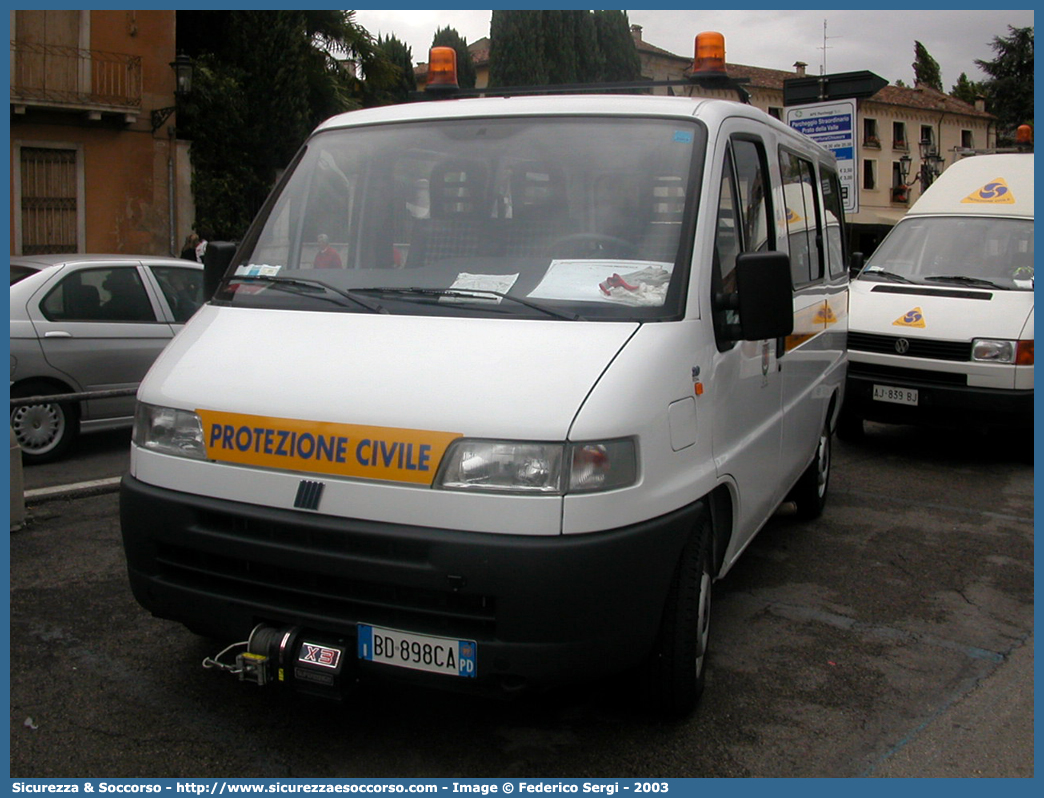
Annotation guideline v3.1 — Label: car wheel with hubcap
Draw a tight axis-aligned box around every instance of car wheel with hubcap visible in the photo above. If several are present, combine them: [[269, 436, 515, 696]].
[[10, 381, 79, 464]]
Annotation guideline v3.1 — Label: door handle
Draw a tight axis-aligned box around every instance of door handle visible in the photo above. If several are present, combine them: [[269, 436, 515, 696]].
[[44, 331, 73, 338]]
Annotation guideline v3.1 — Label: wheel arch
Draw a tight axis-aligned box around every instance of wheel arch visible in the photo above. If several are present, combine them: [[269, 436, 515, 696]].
[[706, 483, 734, 578]]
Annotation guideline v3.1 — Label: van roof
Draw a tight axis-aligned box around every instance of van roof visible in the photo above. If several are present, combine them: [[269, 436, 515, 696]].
[[908, 152, 1033, 219], [314, 92, 805, 143]]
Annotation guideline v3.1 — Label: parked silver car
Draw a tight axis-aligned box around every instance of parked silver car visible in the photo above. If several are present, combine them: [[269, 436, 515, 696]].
[[10, 254, 205, 462]]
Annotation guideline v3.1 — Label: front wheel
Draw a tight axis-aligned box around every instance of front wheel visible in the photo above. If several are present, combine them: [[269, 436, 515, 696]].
[[643, 510, 714, 719], [789, 418, 832, 520], [10, 381, 79, 464]]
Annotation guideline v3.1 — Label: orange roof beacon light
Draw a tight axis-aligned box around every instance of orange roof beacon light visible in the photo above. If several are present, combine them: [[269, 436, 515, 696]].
[[426, 46, 459, 94], [693, 31, 727, 77], [1015, 124, 1033, 149]]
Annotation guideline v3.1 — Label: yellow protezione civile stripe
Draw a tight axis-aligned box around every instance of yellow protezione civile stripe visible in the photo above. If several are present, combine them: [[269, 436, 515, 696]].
[[196, 409, 462, 485]]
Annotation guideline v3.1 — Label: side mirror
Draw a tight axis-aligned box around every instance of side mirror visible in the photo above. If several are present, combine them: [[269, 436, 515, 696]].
[[202, 240, 238, 298], [716, 251, 794, 341], [849, 251, 864, 278]]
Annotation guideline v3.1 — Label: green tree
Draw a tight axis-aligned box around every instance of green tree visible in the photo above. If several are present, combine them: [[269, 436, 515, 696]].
[[488, 10, 547, 87], [176, 10, 396, 240], [912, 41, 943, 91], [573, 10, 604, 85], [432, 26, 476, 89], [976, 25, 1034, 143], [950, 72, 985, 105], [542, 10, 579, 84], [373, 34, 416, 105], [592, 10, 641, 83], [488, 9, 639, 88]]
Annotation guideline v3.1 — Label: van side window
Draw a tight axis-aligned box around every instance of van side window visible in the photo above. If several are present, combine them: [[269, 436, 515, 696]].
[[714, 147, 741, 283], [733, 138, 773, 253], [820, 165, 847, 278], [780, 151, 823, 286], [712, 137, 772, 350]]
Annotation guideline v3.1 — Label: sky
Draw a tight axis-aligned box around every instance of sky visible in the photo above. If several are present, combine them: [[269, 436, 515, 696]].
[[353, 8, 1034, 88]]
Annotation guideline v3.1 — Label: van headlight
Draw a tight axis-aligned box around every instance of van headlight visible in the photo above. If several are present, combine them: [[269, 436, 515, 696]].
[[435, 439, 636, 495], [133, 402, 207, 460], [972, 338, 1034, 365], [972, 339, 1016, 363]]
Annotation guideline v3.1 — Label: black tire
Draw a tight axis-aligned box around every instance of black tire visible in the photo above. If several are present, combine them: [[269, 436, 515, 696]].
[[836, 404, 864, 442], [10, 381, 80, 464], [644, 509, 714, 719], [790, 418, 832, 520]]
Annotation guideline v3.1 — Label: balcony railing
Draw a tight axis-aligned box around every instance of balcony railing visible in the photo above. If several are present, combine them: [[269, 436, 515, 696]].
[[10, 40, 142, 112]]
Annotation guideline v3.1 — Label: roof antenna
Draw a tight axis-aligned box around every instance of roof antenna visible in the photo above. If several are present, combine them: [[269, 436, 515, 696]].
[[820, 18, 840, 75]]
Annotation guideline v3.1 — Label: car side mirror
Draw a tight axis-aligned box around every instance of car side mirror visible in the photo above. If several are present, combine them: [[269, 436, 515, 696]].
[[202, 241, 238, 298], [716, 251, 794, 341], [849, 251, 864, 278]]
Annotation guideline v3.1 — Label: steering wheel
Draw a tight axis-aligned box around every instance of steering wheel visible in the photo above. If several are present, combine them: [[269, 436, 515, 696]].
[[548, 233, 638, 258]]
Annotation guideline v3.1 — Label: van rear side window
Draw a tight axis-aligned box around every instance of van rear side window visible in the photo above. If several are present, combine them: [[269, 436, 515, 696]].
[[780, 150, 823, 286]]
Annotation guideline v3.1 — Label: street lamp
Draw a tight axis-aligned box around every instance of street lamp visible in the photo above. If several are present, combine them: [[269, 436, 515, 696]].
[[897, 137, 944, 196], [916, 137, 944, 188], [151, 52, 193, 133]]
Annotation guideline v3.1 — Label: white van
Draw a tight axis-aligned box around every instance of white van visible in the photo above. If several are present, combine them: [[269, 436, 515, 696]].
[[120, 85, 849, 716], [841, 153, 1033, 438]]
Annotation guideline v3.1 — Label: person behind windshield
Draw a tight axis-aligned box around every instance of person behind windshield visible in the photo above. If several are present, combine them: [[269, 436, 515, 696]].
[[313, 234, 343, 269]]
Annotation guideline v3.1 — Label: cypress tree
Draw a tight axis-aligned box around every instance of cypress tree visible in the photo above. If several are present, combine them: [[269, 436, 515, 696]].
[[573, 10, 604, 84], [592, 10, 641, 83], [912, 41, 943, 91], [374, 34, 417, 105], [488, 10, 547, 87], [542, 10, 579, 84]]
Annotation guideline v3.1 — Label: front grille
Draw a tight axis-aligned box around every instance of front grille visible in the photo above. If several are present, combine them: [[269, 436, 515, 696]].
[[196, 508, 431, 564], [849, 332, 971, 362], [847, 361, 967, 386], [153, 508, 497, 637]]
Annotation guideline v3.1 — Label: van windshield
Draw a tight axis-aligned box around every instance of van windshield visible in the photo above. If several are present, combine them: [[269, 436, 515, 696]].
[[220, 116, 706, 320], [860, 216, 1034, 290]]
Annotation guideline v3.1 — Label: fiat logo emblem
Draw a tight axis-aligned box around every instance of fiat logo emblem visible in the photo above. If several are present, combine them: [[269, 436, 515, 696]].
[[895, 338, 910, 354]]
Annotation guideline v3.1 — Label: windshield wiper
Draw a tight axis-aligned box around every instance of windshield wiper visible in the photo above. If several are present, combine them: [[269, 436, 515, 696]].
[[859, 269, 917, 284], [353, 287, 584, 321], [924, 275, 1005, 289], [229, 275, 387, 313]]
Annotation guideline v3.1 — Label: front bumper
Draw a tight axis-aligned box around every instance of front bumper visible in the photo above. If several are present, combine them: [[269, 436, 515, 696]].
[[845, 364, 1033, 429], [120, 475, 698, 692]]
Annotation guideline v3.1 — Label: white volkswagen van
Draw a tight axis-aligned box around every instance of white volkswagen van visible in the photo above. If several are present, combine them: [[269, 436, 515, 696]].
[[120, 78, 849, 716], [841, 153, 1033, 438]]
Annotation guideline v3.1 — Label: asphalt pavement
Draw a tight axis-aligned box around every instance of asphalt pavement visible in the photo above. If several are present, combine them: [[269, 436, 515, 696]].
[[9, 424, 1035, 778]]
